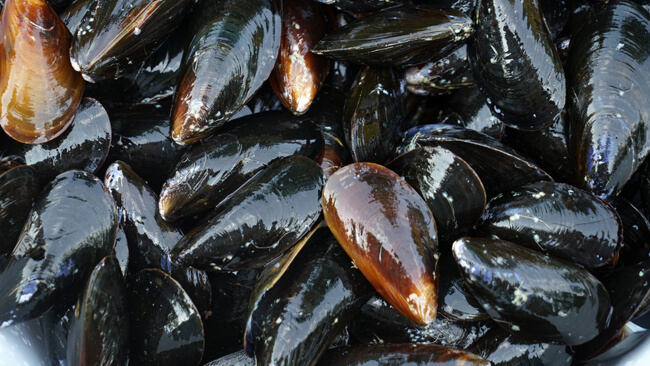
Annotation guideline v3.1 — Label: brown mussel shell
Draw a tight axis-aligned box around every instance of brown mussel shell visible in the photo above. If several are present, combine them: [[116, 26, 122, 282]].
[[5, 98, 111, 185], [388, 146, 486, 247], [312, 5, 473, 67], [322, 162, 439, 325], [478, 181, 622, 270], [345, 66, 404, 164], [159, 111, 323, 222], [0, 0, 84, 144], [317, 344, 490, 365], [0, 160, 38, 256], [171, 155, 325, 271], [269, 0, 329, 115], [468, 0, 565, 130], [395, 124, 551, 199], [0, 170, 117, 328], [567, 0, 650, 199], [171, 0, 281, 145], [69, 0, 193, 82], [127, 268, 204, 366], [453, 237, 612, 345], [245, 228, 373, 366], [67, 256, 128, 366]]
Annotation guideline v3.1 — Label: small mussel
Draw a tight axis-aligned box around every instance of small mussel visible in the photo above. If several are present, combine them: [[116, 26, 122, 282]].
[[245, 228, 373, 366], [453, 237, 612, 345], [171, 0, 281, 144], [345, 66, 404, 164], [171, 155, 325, 271], [127, 268, 204, 366], [0, 0, 84, 144], [312, 5, 473, 67], [317, 344, 490, 365], [478, 181, 622, 270], [0, 170, 117, 328], [468, 0, 565, 130], [67, 256, 128, 366], [69, 0, 193, 82], [567, 0, 650, 198], [322, 162, 439, 325]]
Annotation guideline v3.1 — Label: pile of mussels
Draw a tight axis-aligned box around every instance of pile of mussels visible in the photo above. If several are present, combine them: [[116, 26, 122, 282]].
[[1, 0, 650, 364]]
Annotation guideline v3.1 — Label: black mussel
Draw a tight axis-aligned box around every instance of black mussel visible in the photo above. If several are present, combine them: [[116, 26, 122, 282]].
[[172, 155, 325, 271], [203, 268, 261, 361], [567, 0, 650, 199], [0, 0, 84, 144], [440, 87, 504, 139], [322, 163, 439, 325], [159, 112, 323, 222], [203, 350, 254, 366], [269, 0, 329, 115], [67, 256, 128, 366], [41, 304, 75, 366], [171, 0, 281, 145], [247, 82, 285, 115], [453, 237, 612, 345], [388, 146, 486, 247], [469, 327, 573, 365], [349, 296, 494, 348], [437, 252, 489, 321], [0, 159, 38, 256], [108, 101, 188, 193], [345, 66, 404, 164], [312, 5, 473, 67], [127, 269, 204, 366], [104, 161, 211, 313], [478, 181, 622, 270], [60, 0, 93, 36], [539, 0, 568, 40], [245, 228, 373, 365], [395, 124, 551, 198], [69, 0, 193, 82], [317, 344, 490, 365], [113, 224, 129, 277], [576, 323, 649, 363], [504, 109, 572, 182], [5, 98, 111, 186], [468, 0, 565, 130], [404, 45, 474, 96], [0, 170, 117, 328]]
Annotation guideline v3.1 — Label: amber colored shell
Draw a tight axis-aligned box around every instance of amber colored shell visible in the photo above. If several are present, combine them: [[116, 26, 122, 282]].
[[0, 0, 84, 144]]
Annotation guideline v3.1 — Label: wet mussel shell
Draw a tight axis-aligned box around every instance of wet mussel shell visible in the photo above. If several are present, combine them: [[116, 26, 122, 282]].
[[317, 343, 490, 365], [67, 256, 128, 366], [344, 66, 404, 164], [478, 181, 622, 270], [468, 0, 566, 130], [69, 0, 193, 82], [322, 162, 439, 325], [159, 111, 323, 222], [452, 237, 612, 345], [388, 146, 486, 247], [0, 160, 38, 256], [127, 268, 204, 366], [312, 5, 473, 67], [567, 0, 650, 199], [5, 98, 111, 186], [395, 124, 551, 199], [0, 0, 85, 144], [171, 0, 282, 144], [244, 228, 373, 366], [404, 45, 474, 96], [0, 170, 117, 328], [171, 155, 325, 271]]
